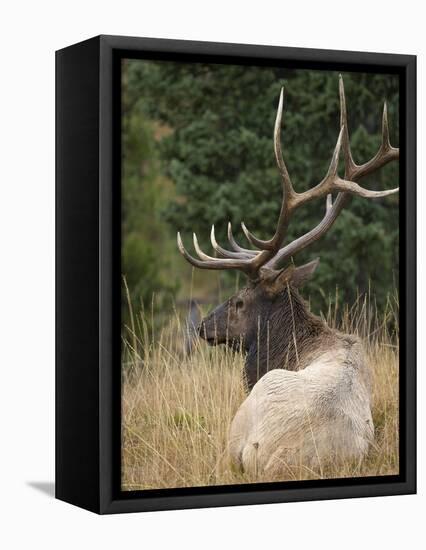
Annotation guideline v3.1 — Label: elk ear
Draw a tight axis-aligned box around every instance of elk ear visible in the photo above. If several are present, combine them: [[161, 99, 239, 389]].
[[264, 258, 320, 295], [290, 258, 320, 288]]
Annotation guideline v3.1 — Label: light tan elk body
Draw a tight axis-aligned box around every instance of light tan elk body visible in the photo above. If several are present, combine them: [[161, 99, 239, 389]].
[[177, 76, 399, 474]]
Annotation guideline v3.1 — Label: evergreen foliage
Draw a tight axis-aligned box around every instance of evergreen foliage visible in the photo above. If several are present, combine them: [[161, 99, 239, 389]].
[[123, 59, 399, 313], [121, 66, 177, 319]]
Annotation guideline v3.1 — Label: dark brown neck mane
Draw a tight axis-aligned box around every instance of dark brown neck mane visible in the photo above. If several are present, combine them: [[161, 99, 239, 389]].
[[244, 287, 332, 390]]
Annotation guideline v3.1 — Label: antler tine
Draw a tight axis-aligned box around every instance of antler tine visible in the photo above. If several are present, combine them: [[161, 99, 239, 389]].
[[326, 193, 333, 213], [274, 88, 294, 197], [333, 179, 399, 199], [241, 221, 266, 249], [238, 86, 296, 252], [210, 225, 255, 259], [339, 76, 399, 182], [339, 75, 357, 179], [326, 126, 343, 178], [265, 193, 351, 269], [295, 126, 344, 208], [382, 101, 390, 148], [177, 232, 257, 275], [227, 222, 258, 256], [193, 233, 217, 261]]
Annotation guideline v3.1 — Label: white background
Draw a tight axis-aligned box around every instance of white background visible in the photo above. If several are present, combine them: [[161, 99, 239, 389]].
[[0, 1, 423, 548]]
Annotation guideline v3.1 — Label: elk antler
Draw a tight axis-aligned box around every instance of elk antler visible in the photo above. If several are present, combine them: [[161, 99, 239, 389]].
[[177, 76, 399, 279]]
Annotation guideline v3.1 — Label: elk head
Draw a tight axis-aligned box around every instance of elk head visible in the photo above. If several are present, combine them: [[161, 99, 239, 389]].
[[196, 259, 320, 349], [177, 76, 399, 387]]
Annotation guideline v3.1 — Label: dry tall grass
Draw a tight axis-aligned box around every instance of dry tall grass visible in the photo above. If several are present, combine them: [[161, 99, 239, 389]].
[[121, 289, 399, 490]]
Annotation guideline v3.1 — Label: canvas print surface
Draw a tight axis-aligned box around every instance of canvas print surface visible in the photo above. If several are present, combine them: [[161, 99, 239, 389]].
[[120, 59, 399, 491]]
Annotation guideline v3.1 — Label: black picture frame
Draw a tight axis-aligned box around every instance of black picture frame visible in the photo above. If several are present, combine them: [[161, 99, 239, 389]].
[[56, 35, 416, 514]]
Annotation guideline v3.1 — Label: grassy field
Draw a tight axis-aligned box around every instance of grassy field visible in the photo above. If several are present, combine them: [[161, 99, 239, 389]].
[[121, 288, 399, 490]]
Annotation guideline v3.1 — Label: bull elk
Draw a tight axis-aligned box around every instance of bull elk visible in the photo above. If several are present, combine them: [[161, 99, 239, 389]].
[[177, 76, 399, 474]]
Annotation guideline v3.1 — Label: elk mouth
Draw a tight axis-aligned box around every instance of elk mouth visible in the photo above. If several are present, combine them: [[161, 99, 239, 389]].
[[200, 332, 238, 348], [198, 328, 225, 346], [205, 337, 217, 346], [201, 334, 224, 346]]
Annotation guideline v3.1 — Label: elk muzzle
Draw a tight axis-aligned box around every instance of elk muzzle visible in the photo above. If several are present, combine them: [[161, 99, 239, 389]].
[[197, 303, 230, 346]]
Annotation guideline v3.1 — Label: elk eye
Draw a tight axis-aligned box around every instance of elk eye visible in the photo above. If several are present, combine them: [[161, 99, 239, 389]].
[[235, 299, 244, 311]]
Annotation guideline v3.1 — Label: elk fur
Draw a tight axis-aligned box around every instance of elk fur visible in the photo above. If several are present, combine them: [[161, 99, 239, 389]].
[[229, 327, 374, 474], [176, 76, 398, 476]]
